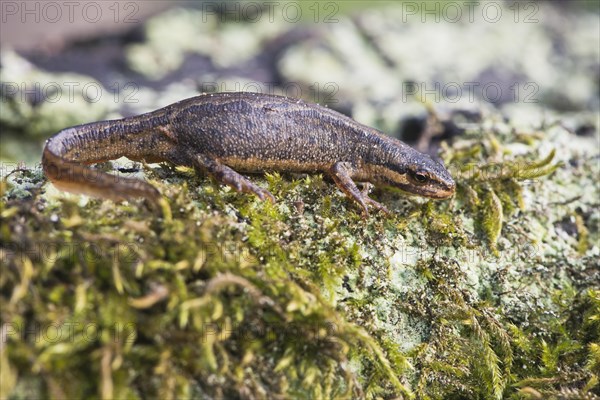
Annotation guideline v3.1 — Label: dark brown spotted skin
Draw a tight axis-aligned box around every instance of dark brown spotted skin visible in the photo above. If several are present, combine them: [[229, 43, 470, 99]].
[[42, 92, 455, 216]]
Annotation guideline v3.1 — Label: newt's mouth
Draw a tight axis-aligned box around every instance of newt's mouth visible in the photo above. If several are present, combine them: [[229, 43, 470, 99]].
[[389, 180, 456, 199], [427, 179, 456, 199], [427, 187, 455, 199], [429, 181, 456, 199]]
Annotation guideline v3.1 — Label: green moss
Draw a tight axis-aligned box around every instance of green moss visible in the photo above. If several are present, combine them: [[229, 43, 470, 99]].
[[2, 102, 598, 399], [2, 3, 599, 396]]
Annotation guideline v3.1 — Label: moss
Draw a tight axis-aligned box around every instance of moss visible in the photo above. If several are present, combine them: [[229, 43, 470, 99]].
[[2, 107, 598, 399], [1, 2, 599, 399]]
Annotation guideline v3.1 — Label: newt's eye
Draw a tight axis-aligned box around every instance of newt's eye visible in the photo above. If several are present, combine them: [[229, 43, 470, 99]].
[[409, 171, 428, 185]]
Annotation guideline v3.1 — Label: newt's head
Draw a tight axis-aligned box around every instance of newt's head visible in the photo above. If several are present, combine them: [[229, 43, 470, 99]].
[[371, 145, 456, 199]]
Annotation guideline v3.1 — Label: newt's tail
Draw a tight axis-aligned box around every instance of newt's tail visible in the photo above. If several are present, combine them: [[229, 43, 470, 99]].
[[42, 122, 162, 206]]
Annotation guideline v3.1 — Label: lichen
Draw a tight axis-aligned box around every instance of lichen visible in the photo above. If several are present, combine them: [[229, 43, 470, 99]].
[[2, 104, 598, 398], [1, 2, 599, 399]]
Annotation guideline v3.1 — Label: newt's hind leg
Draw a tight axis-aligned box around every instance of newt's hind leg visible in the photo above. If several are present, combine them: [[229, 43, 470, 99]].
[[192, 154, 275, 202], [329, 162, 390, 217]]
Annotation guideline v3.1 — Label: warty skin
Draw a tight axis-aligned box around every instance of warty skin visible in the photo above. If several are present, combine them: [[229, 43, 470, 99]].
[[42, 92, 455, 216]]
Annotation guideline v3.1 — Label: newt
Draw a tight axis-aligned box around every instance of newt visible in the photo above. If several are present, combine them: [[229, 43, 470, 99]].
[[42, 92, 455, 216]]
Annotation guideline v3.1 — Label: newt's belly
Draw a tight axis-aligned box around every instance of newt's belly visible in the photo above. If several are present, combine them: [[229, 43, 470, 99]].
[[218, 156, 330, 174]]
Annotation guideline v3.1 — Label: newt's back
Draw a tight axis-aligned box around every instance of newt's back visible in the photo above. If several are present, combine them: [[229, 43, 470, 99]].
[[168, 92, 382, 172]]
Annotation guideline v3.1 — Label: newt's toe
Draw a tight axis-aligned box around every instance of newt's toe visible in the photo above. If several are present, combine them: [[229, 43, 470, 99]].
[[365, 197, 391, 216], [262, 190, 276, 203]]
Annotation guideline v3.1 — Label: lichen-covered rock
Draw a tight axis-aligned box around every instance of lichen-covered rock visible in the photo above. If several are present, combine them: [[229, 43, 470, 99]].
[[0, 51, 113, 140], [1, 2, 598, 399]]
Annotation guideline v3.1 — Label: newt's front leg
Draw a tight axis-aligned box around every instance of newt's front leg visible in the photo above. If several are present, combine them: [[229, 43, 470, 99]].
[[191, 154, 275, 202], [329, 162, 390, 217]]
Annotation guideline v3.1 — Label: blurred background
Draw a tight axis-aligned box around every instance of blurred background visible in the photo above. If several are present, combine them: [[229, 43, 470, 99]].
[[1, 2, 599, 399], [1, 0, 598, 165]]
